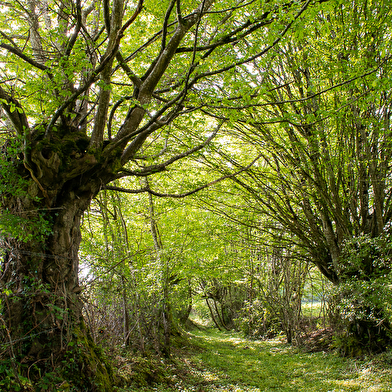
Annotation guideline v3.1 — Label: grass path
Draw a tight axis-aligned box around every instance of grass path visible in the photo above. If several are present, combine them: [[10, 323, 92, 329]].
[[119, 328, 392, 392]]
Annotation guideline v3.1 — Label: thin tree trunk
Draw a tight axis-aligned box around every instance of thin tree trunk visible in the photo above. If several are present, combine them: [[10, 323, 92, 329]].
[[145, 178, 172, 356], [213, 299, 230, 331], [121, 275, 131, 347], [206, 298, 222, 331]]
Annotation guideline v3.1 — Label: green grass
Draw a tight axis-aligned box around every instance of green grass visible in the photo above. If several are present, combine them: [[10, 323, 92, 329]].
[[116, 328, 392, 392]]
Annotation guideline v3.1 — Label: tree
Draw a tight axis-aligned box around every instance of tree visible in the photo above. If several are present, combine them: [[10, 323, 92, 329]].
[[207, 0, 392, 352], [0, 0, 318, 388]]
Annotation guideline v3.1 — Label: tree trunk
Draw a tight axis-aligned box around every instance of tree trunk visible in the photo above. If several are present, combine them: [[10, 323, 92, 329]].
[[121, 275, 131, 348], [0, 186, 113, 390]]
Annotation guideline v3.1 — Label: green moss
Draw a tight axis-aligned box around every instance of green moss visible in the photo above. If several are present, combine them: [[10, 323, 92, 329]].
[[63, 321, 114, 391], [33, 127, 90, 160], [114, 354, 170, 390]]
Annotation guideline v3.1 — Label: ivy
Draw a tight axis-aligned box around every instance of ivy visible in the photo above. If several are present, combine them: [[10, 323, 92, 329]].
[[0, 138, 53, 242]]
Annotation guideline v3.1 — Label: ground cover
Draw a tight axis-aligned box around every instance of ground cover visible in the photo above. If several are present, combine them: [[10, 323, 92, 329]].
[[115, 328, 392, 392]]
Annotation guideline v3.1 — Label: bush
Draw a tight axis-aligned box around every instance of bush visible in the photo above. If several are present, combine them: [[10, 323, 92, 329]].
[[331, 229, 392, 356], [234, 299, 282, 339]]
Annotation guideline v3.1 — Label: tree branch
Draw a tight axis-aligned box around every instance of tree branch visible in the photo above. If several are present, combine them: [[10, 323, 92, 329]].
[[119, 121, 224, 176], [108, 0, 215, 162], [137, 0, 215, 102], [115, 51, 142, 88], [45, 0, 144, 137], [161, 0, 176, 54], [176, 0, 183, 24], [0, 43, 49, 71], [89, 0, 144, 147], [64, 0, 82, 58], [0, 86, 29, 135], [103, 0, 111, 33], [104, 151, 263, 198], [175, 10, 271, 54], [188, 0, 313, 86]]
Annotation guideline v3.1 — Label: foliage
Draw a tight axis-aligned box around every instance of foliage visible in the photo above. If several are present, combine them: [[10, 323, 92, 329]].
[[234, 298, 282, 340], [206, 0, 392, 285], [230, 245, 309, 343], [0, 360, 33, 392], [0, 137, 52, 242], [179, 0, 392, 353], [81, 186, 198, 354], [330, 229, 392, 356]]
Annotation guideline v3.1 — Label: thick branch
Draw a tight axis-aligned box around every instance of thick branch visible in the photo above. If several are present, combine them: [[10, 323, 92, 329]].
[[89, 0, 144, 148], [64, 0, 82, 58], [116, 52, 142, 88], [176, 0, 183, 23], [137, 0, 214, 102], [161, 0, 176, 54], [103, 90, 185, 161], [111, 0, 215, 161]]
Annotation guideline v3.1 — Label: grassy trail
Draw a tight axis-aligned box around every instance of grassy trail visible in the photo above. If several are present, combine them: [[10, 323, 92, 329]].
[[121, 328, 392, 392]]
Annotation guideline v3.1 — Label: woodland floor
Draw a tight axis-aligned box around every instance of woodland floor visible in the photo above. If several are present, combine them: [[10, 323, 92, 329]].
[[114, 327, 392, 392]]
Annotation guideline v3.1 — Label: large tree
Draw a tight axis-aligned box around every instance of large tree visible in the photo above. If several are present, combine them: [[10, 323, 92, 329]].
[[206, 0, 392, 352], [0, 0, 319, 388], [235, 0, 392, 282]]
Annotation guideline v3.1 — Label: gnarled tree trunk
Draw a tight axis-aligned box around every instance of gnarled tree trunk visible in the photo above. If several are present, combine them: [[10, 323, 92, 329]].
[[0, 135, 114, 390]]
